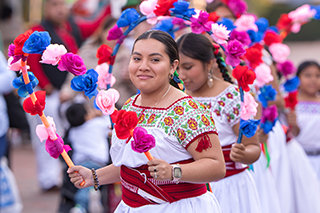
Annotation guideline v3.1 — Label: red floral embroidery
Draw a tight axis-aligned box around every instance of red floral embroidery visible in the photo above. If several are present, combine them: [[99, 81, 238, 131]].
[[218, 101, 225, 106], [173, 106, 184, 115], [201, 115, 210, 126], [226, 93, 233, 99], [147, 114, 156, 124], [207, 103, 212, 109], [227, 114, 232, 122], [188, 100, 198, 109], [164, 117, 174, 126], [188, 118, 198, 130], [199, 103, 207, 109], [214, 109, 221, 116], [210, 116, 215, 125], [138, 113, 145, 124], [233, 107, 239, 116], [177, 128, 186, 141]]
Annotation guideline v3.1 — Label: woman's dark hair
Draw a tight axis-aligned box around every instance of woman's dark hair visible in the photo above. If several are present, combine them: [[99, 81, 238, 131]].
[[296, 60, 320, 77], [176, 33, 233, 84], [66, 103, 87, 127], [133, 30, 182, 89]]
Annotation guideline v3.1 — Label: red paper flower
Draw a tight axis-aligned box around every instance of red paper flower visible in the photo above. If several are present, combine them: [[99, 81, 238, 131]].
[[263, 31, 283, 46], [112, 110, 139, 140], [277, 14, 292, 32], [154, 0, 177, 16], [208, 12, 220, 22], [232, 65, 256, 92], [23, 91, 46, 116], [244, 44, 263, 69], [13, 30, 33, 55], [284, 91, 298, 110], [96, 44, 113, 65]]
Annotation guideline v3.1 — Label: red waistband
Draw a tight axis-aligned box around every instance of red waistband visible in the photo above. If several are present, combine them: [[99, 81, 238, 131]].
[[120, 159, 207, 207], [222, 144, 248, 178]]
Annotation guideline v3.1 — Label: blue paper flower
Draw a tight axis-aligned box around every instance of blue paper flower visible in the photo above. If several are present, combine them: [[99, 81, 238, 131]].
[[218, 18, 236, 31], [116, 8, 140, 28], [169, 1, 196, 18], [153, 18, 175, 38], [311, 5, 320, 20], [283, 76, 300, 92], [12, 72, 39, 97], [260, 119, 277, 134], [71, 69, 99, 99], [247, 30, 263, 44], [258, 85, 277, 108], [255, 17, 269, 33], [22, 31, 51, 54], [240, 119, 260, 138], [267, 26, 279, 33]]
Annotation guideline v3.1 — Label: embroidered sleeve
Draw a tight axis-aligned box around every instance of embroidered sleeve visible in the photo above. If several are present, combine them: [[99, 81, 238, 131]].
[[121, 95, 136, 111], [172, 99, 218, 148], [220, 86, 241, 126]]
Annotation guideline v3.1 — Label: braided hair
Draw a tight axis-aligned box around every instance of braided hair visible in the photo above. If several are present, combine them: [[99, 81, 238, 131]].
[[176, 33, 233, 84]]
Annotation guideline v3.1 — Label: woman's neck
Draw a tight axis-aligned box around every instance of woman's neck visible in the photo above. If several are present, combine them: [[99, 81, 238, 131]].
[[298, 89, 320, 102], [139, 85, 172, 107], [188, 78, 230, 98]]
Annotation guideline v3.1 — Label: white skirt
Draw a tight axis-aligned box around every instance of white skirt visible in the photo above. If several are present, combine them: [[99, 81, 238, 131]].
[[114, 192, 221, 213], [210, 170, 262, 213], [251, 153, 281, 213], [307, 155, 320, 182], [287, 139, 320, 213]]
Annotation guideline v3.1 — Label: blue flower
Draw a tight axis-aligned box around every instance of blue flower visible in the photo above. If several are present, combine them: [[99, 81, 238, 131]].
[[218, 18, 236, 31], [267, 26, 279, 33], [116, 8, 140, 28], [153, 19, 175, 38], [311, 5, 320, 20], [255, 17, 269, 33], [12, 72, 39, 97], [260, 119, 277, 134], [240, 119, 260, 138], [71, 69, 98, 99], [22, 31, 51, 54], [169, 1, 196, 18], [247, 29, 262, 44], [258, 85, 277, 108], [283, 76, 300, 92]]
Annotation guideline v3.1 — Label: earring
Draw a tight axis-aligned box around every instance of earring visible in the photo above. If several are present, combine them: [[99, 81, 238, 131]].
[[169, 73, 173, 80], [207, 69, 214, 88]]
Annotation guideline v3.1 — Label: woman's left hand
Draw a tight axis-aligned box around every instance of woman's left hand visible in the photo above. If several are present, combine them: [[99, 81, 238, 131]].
[[147, 158, 172, 181], [230, 143, 246, 162]]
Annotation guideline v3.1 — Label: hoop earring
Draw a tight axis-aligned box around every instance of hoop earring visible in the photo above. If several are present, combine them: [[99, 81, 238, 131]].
[[207, 69, 214, 88]]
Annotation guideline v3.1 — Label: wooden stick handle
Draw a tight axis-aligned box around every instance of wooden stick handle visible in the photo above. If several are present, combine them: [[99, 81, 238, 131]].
[[144, 151, 153, 161]]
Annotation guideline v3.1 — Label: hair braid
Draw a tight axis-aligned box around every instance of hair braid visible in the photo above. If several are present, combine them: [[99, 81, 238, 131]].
[[215, 52, 233, 84]]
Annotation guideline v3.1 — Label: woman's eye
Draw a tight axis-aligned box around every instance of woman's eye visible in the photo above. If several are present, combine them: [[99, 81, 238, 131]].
[[151, 58, 160, 62], [133, 57, 141, 61], [184, 66, 192, 70]]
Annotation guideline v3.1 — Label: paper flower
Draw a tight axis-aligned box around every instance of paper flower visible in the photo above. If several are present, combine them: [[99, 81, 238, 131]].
[[284, 91, 298, 110], [232, 65, 256, 92], [208, 11, 219, 22], [254, 63, 273, 88], [111, 110, 139, 140], [227, 0, 248, 18], [22, 31, 51, 54], [263, 30, 283, 46], [107, 25, 124, 41], [260, 120, 277, 134], [240, 92, 258, 120], [7, 57, 30, 71], [190, 11, 212, 34], [283, 76, 300, 92], [153, 18, 175, 38], [95, 89, 120, 115], [169, 1, 196, 18], [261, 105, 278, 123], [22, 91, 46, 116], [36, 116, 57, 142], [217, 18, 236, 31], [58, 53, 87, 76], [229, 30, 251, 47], [247, 29, 263, 44], [288, 4, 316, 33], [312, 5, 320, 20], [244, 43, 263, 69], [276, 60, 296, 77], [117, 8, 140, 28], [154, 0, 177, 16], [13, 30, 33, 55], [234, 14, 258, 32], [12, 72, 39, 97], [225, 39, 246, 67], [139, 0, 157, 16], [258, 85, 277, 108], [40, 44, 67, 66], [269, 43, 290, 63], [276, 14, 292, 32], [240, 119, 260, 138], [95, 63, 116, 89], [211, 23, 230, 45], [45, 134, 71, 159], [8, 44, 15, 57], [255, 17, 269, 33], [131, 127, 156, 153], [71, 69, 98, 99], [96, 44, 113, 65]]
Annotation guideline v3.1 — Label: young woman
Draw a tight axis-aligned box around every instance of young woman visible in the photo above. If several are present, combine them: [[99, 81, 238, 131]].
[[177, 33, 261, 213], [68, 30, 226, 212]]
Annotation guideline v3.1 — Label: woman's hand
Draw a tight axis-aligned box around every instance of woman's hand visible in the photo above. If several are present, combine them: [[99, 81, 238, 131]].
[[230, 143, 246, 163], [147, 158, 172, 181], [67, 166, 93, 189]]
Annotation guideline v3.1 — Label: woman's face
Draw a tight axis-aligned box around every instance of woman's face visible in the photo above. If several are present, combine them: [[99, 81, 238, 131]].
[[215, 6, 235, 21], [178, 53, 208, 92], [299, 65, 320, 95], [129, 38, 177, 94]]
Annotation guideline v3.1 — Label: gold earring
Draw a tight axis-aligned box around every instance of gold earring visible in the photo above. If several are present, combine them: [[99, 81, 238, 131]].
[[207, 69, 213, 88]]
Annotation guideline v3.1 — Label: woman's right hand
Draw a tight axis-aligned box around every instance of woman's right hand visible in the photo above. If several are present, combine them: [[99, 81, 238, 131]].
[[67, 166, 93, 189]]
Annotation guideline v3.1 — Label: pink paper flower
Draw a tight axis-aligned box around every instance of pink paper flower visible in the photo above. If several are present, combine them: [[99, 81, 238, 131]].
[[225, 39, 246, 67], [7, 57, 29, 71], [40, 44, 67, 66], [140, 0, 157, 16], [131, 127, 156, 153], [36, 116, 56, 142], [269, 43, 290, 63], [240, 92, 258, 120], [261, 105, 278, 123], [229, 30, 251, 47], [276, 60, 296, 77], [95, 63, 116, 89], [8, 43, 15, 57], [211, 23, 230, 45], [234, 14, 258, 32], [190, 11, 212, 34], [45, 134, 71, 159], [228, 0, 248, 18], [95, 88, 120, 115], [58, 53, 87, 76], [288, 4, 316, 33], [107, 25, 124, 41], [254, 63, 273, 87]]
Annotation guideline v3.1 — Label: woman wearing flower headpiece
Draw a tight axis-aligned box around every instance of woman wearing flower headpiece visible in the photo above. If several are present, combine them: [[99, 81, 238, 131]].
[[177, 32, 262, 213], [68, 30, 226, 212]]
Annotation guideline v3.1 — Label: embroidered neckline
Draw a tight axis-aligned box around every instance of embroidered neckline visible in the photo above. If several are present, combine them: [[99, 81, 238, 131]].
[[193, 85, 235, 101]]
